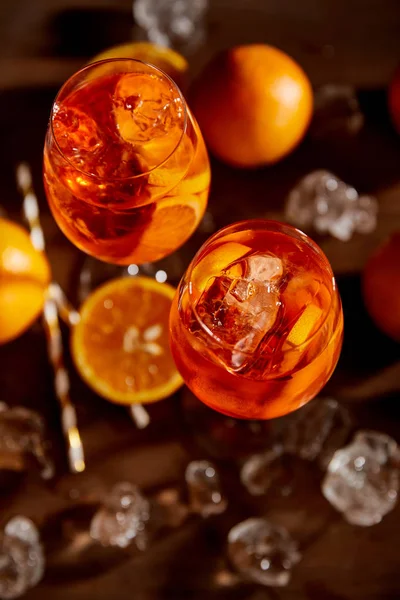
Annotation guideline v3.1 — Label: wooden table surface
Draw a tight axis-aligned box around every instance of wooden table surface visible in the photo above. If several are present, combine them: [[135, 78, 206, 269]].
[[1, 1, 400, 599]]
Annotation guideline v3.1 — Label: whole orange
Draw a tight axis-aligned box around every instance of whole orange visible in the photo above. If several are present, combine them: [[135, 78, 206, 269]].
[[388, 65, 400, 133], [0, 218, 51, 344], [189, 44, 313, 168], [363, 232, 400, 341]]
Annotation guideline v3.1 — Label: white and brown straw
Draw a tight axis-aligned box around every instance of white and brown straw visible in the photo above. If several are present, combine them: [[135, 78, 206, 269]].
[[16, 162, 85, 473]]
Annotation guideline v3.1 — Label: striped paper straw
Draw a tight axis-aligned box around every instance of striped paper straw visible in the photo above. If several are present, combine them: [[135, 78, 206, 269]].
[[16, 162, 85, 473]]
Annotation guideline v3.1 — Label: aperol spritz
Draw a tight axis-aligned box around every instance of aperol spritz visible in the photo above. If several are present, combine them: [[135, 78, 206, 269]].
[[43, 59, 210, 265], [170, 220, 343, 420]]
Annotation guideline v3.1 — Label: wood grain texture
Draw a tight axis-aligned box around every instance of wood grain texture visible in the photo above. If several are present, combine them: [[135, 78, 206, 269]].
[[0, 1, 400, 598]]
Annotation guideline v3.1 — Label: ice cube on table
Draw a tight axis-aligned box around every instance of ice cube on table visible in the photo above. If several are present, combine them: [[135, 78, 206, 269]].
[[310, 84, 364, 139], [0, 402, 54, 479], [4, 518, 40, 548], [285, 170, 336, 230], [195, 254, 283, 371], [133, 0, 208, 50], [282, 398, 352, 468], [185, 460, 227, 517], [90, 482, 150, 549], [285, 170, 378, 241], [353, 195, 378, 235], [227, 518, 301, 587], [0, 517, 45, 599], [240, 447, 293, 497], [322, 430, 400, 526]]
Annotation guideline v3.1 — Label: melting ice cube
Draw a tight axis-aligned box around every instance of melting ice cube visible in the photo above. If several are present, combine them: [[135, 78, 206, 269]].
[[53, 105, 104, 163], [195, 254, 283, 371], [322, 430, 400, 526], [227, 517, 301, 587], [113, 73, 184, 164], [282, 397, 352, 468], [112, 72, 190, 189], [285, 170, 378, 242], [0, 402, 54, 479], [133, 0, 208, 50], [90, 482, 150, 549], [185, 460, 227, 517], [310, 84, 364, 140], [0, 517, 45, 599], [240, 446, 294, 497]]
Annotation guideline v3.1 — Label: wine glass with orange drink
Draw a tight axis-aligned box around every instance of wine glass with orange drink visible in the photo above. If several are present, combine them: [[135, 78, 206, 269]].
[[169, 220, 343, 423], [43, 58, 210, 411]]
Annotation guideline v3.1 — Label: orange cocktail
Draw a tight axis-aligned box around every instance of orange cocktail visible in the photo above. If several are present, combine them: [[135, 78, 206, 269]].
[[43, 59, 210, 265], [170, 220, 343, 420]]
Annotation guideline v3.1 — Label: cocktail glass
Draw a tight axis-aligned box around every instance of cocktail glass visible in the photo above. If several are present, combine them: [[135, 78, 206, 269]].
[[43, 58, 210, 266], [169, 220, 343, 420], [43, 59, 210, 423]]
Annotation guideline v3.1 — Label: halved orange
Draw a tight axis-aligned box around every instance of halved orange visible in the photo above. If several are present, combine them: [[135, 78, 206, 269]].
[[71, 276, 183, 405], [89, 42, 188, 88], [0, 218, 51, 344]]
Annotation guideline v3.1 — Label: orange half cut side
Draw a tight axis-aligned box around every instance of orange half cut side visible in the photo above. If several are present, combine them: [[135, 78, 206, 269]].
[[71, 276, 183, 405]]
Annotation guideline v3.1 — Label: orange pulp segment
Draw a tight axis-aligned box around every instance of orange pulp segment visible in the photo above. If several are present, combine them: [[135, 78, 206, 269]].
[[286, 304, 323, 346], [71, 276, 183, 405]]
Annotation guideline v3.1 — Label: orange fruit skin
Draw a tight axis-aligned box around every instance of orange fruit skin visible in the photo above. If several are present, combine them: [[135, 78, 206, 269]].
[[363, 232, 400, 341], [388, 66, 400, 134], [189, 44, 313, 168], [89, 42, 188, 88], [0, 218, 51, 344]]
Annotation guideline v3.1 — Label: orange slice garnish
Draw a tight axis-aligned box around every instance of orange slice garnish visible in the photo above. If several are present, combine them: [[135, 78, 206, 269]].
[[71, 276, 183, 405], [191, 241, 251, 294], [170, 168, 211, 197], [286, 304, 323, 346], [129, 193, 207, 264]]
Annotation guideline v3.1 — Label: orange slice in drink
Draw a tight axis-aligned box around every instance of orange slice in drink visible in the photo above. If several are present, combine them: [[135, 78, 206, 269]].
[[167, 163, 211, 197], [286, 304, 323, 347], [131, 193, 207, 264], [191, 241, 252, 294], [71, 276, 183, 405], [147, 133, 211, 195], [277, 304, 323, 377], [145, 135, 194, 190]]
